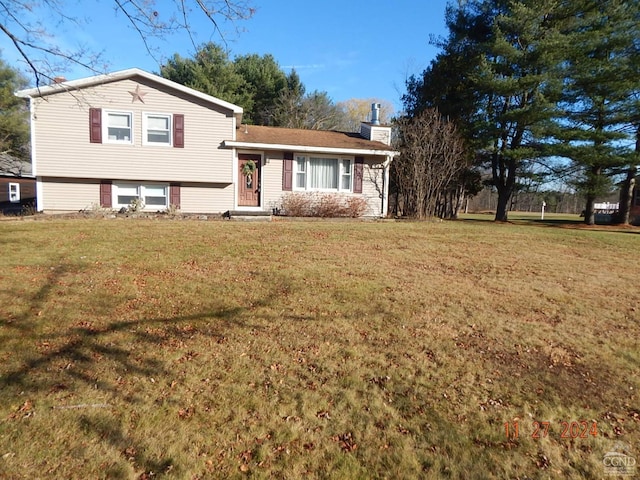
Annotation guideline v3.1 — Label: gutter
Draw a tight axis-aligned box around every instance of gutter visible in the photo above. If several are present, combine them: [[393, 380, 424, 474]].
[[223, 140, 398, 158]]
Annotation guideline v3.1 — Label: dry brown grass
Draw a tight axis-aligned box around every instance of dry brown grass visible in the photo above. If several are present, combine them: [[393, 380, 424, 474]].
[[0, 217, 638, 479]]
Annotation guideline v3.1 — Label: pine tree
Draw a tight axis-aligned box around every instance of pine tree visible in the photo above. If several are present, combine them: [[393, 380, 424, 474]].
[[0, 58, 29, 161], [549, 0, 640, 225], [404, 0, 569, 222]]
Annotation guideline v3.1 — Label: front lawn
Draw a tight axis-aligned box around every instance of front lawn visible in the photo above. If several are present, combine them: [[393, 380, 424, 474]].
[[0, 218, 638, 479]]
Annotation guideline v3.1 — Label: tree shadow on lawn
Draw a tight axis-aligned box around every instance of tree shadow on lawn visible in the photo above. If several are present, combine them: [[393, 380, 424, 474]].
[[457, 215, 640, 234], [525, 217, 640, 233], [0, 259, 376, 476], [0, 261, 302, 476]]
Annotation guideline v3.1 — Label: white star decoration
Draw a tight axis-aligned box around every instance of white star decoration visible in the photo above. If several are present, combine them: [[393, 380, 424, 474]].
[[129, 85, 147, 103]]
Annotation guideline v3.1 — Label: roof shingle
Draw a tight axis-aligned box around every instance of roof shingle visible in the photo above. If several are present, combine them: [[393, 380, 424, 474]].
[[231, 125, 392, 151]]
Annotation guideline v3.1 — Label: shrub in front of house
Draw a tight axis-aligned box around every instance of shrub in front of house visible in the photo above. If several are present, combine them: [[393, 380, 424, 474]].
[[279, 192, 312, 217], [280, 193, 368, 218]]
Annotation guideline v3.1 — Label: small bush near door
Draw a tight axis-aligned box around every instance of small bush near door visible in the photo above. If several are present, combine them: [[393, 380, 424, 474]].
[[280, 193, 368, 218]]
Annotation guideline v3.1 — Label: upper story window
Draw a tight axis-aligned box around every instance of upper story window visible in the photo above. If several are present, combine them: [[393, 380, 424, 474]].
[[90, 108, 184, 147], [144, 113, 172, 146], [104, 111, 133, 144], [294, 156, 353, 192]]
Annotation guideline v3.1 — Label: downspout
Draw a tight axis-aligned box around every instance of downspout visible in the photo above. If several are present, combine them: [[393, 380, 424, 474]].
[[232, 148, 239, 210]]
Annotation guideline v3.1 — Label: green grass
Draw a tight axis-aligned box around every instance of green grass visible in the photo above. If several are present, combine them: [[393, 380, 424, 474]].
[[0, 217, 638, 479]]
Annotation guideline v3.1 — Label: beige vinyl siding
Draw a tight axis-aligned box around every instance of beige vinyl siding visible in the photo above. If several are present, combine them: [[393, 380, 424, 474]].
[[180, 183, 234, 214], [41, 178, 233, 214], [41, 178, 100, 212], [360, 124, 392, 145], [361, 162, 384, 216], [261, 151, 284, 211], [367, 127, 391, 145], [32, 76, 234, 183]]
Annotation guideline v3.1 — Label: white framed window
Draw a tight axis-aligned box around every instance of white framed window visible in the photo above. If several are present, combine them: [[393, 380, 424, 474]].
[[114, 183, 168, 209], [8, 183, 20, 203], [116, 184, 139, 206], [143, 185, 168, 206], [295, 157, 306, 189], [104, 111, 133, 144], [294, 156, 353, 192], [341, 159, 352, 191], [143, 113, 172, 145]]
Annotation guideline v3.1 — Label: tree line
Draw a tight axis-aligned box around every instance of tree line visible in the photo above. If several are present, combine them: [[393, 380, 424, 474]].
[[401, 0, 639, 224], [159, 43, 393, 129]]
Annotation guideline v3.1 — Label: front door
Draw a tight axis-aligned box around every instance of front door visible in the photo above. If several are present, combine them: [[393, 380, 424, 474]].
[[237, 153, 262, 207]]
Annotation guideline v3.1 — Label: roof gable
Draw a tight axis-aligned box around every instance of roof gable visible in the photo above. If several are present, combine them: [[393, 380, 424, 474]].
[[16, 68, 243, 117]]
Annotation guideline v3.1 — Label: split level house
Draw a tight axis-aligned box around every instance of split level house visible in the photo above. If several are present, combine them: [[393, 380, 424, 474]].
[[16, 69, 397, 217]]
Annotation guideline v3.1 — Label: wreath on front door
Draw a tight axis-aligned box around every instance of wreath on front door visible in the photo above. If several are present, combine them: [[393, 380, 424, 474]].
[[242, 159, 257, 188], [241, 159, 257, 177]]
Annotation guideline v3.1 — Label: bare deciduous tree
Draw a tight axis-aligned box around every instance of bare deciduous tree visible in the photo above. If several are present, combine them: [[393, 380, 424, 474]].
[[336, 98, 394, 132], [0, 0, 255, 87], [392, 108, 467, 219]]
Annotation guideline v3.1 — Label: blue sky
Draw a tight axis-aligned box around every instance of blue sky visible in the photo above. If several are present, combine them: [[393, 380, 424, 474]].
[[3, 1, 450, 111]]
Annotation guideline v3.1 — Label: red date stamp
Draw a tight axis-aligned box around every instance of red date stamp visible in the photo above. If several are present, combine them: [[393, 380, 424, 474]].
[[504, 420, 598, 440]]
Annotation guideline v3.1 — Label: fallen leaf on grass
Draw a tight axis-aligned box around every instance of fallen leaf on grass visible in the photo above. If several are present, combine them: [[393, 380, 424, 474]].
[[123, 446, 136, 461], [48, 383, 68, 394], [178, 406, 194, 419], [283, 415, 301, 422], [332, 432, 357, 452], [397, 425, 409, 434], [8, 400, 34, 420], [239, 449, 253, 463], [178, 351, 199, 363], [535, 452, 550, 469]]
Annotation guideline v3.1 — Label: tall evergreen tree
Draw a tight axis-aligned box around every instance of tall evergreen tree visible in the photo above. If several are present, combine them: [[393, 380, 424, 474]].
[[160, 43, 251, 109], [234, 54, 288, 125], [274, 70, 306, 128], [0, 58, 29, 162], [404, 0, 569, 221], [160, 44, 347, 128], [466, 0, 567, 222], [549, 0, 640, 225]]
